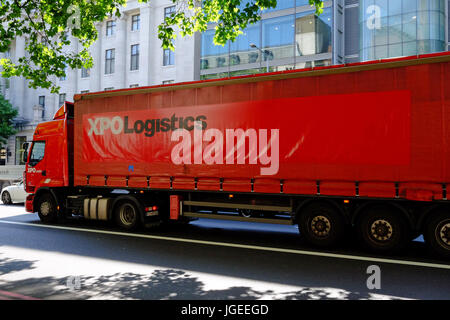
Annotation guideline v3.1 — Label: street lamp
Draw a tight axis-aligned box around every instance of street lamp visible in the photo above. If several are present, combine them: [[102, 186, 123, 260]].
[[249, 43, 269, 73]]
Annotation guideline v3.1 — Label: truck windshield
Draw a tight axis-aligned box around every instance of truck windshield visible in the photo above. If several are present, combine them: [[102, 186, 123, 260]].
[[29, 141, 45, 166]]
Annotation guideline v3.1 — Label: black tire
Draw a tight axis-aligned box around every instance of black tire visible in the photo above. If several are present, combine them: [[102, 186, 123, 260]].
[[356, 206, 409, 254], [298, 202, 346, 248], [2, 191, 12, 205], [114, 200, 140, 231], [37, 193, 58, 223], [424, 211, 450, 259]]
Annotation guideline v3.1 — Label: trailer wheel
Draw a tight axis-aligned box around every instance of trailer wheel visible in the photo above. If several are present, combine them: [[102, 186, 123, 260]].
[[424, 211, 450, 259], [114, 200, 139, 231], [298, 202, 345, 248], [356, 206, 409, 253], [37, 193, 58, 223]]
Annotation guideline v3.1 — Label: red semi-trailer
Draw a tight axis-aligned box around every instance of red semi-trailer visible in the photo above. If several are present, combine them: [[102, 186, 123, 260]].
[[24, 52, 450, 258]]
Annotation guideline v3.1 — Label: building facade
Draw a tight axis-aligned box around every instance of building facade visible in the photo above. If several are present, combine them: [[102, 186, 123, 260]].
[[1, 0, 449, 167], [0, 0, 199, 166]]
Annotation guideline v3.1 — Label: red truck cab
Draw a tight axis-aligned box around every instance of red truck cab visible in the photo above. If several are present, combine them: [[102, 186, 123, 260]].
[[25, 102, 74, 213]]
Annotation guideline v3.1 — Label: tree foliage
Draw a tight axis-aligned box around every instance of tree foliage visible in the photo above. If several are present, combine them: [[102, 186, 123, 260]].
[[0, 0, 324, 93], [0, 94, 18, 145]]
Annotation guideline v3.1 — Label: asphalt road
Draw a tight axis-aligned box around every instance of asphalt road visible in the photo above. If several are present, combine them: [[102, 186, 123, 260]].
[[0, 203, 449, 300]]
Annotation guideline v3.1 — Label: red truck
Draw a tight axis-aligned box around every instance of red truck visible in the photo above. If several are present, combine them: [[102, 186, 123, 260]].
[[24, 52, 450, 258]]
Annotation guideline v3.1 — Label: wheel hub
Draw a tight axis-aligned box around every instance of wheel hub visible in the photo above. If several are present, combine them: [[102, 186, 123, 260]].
[[311, 215, 331, 237], [120, 204, 136, 226], [40, 202, 51, 216], [439, 223, 450, 246], [370, 219, 393, 242]]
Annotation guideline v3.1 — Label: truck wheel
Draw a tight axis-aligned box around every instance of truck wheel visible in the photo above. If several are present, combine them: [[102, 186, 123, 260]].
[[114, 201, 139, 231], [2, 191, 12, 205], [298, 202, 346, 248], [424, 211, 450, 259], [356, 206, 409, 254], [37, 194, 58, 223]]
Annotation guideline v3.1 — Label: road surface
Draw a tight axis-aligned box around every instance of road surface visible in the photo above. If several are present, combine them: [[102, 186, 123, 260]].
[[0, 203, 449, 300]]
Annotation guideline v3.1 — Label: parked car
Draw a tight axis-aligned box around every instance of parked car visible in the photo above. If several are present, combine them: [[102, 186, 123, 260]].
[[1, 180, 28, 204]]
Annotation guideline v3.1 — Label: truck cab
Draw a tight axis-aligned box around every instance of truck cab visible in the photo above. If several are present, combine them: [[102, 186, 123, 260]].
[[24, 102, 74, 214]]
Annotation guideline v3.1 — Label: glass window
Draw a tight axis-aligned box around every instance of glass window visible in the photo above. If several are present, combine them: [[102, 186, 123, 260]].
[[29, 141, 45, 165], [58, 93, 66, 106], [105, 49, 115, 74], [262, 15, 295, 60], [60, 64, 67, 81], [388, 15, 402, 43], [361, 0, 445, 61], [165, 6, 176, 19], [262, 0, 294, 13], [131, 44, 139, 70], [201, 29, 229, 69], [402, 0, 417, 14], [403, 41, 417, 56], [230, 22, 261, 65], [81, 67, 90, 78], [132, 14, 140, 31], [38, 96, 45, 107], [388, 0, 402, 16], [402, 13, 417, 42], [374, 45, 388, 59], [163, 48, 175, 66], [417, 10, 430, 40], [15, 136, 27, 165], [296, 0, 313, 7], [106, 20, 116, 36], [429, 11, 441, 40], [388, 43, 402, 57], [295, 8, 332, 56]]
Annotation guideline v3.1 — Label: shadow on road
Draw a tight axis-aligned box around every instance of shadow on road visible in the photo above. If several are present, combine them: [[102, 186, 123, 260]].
[[0, 257, 392, 300]]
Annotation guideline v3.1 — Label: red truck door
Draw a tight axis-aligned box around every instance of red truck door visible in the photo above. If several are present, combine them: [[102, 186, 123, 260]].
[[26, 140, 47, 192]]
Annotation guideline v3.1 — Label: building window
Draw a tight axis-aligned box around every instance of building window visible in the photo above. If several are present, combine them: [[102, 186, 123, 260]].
[[130, 84, 139, 88], [106, 20, 116, 36], [132, 14, 140, 31], [359, 0, 446, 61], [295, 8, 332, 57], [262, 0, 295, 13], [15, 136, 27, 165], [58, 93, 66, 106], [60, 64, 67, 81], [164, 6, 176, 19], [104, 87, 114, 91], [163, 48, 175, 66], [105, 49, 115, 74], [81, 67, 90, 78], [130, 44, 139, 71], [38, 96, 45, 119], [162, 80, 174, 84], [262, 15, 295, 61]]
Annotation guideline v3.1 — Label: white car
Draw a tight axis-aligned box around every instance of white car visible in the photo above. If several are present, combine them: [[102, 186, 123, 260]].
[[1, 180, 28, 204]]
